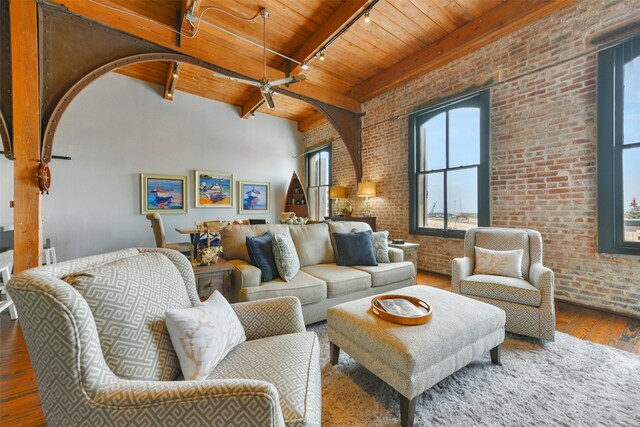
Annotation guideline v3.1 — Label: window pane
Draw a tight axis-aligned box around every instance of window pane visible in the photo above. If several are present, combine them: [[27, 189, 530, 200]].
[[420, 112, 446, 171], [419, 172, 444, 229], [319, 151, 330, 185], [623, 147, 640, 242], [309, 153, 319, 187], [449, 107, 480, 167], [624, 56, 640, 145], [447, 167, 478, 231], [319, 186, 329, 219], [308, 187, 318, 221]]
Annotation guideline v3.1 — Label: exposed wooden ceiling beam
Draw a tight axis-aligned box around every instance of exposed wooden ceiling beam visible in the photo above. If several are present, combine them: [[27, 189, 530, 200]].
[[163, 61, 180, 100], [350, 0, 577, 101], [54, 0, 361, 113], [297, 111, 327, 133], [240, 0, 369, 119]]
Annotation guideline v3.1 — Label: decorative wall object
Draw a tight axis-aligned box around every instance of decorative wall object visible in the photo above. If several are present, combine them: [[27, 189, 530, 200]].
[[141, 173, 188, 214], [239, 181, 270, 214], [195, 170, 233, 208]]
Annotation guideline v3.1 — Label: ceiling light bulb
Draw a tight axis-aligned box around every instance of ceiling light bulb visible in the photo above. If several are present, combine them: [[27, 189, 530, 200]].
[[301, 62, 310, 70], [172, 72, 178, 78], [251, 112, 256, 118], [364, 11, 370, 23], [167, 93, 173, 98], [319, 50, 325, 61]]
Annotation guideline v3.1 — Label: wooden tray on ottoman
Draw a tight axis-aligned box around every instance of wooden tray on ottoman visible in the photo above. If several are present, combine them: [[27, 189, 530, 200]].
[[370, 294, 432, 325]]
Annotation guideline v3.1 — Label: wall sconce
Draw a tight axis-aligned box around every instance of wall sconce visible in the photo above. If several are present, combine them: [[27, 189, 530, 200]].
[[357, 182, 376, 216], [329, 186, 346, 216]]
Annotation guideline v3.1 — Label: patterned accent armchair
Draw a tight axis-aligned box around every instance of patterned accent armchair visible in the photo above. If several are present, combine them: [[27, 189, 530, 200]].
[[7, 248, 321, 426], [452, 228, 555, 341]]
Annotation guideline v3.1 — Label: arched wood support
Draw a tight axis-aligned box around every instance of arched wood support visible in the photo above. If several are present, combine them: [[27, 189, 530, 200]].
[[277, 88, 364, 183], [0, 0, 12, 160], [36, 2, 364, 183]]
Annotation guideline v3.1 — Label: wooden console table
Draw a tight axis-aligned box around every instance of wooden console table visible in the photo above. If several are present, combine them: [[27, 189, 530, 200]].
[[193, 261, 234, 301]]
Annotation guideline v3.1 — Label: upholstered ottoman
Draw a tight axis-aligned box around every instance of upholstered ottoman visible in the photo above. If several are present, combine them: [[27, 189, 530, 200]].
[[327, 286, 505, 427]]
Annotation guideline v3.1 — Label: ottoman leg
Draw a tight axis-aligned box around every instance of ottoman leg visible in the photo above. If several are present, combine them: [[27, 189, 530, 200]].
[[400, 394, 416, 427], [490, 345, 501, 365], [330, 342, 340, 366]]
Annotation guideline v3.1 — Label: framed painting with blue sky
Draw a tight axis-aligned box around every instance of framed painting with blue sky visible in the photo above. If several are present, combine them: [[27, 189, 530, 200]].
[[140, 173, 188, 214], [195, 170, 233, 208], [239, 181, 270, 214]]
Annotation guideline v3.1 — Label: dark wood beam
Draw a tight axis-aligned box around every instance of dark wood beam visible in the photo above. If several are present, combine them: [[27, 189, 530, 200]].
[[350, 0, 577, 101], [10, 0, 42, 271]]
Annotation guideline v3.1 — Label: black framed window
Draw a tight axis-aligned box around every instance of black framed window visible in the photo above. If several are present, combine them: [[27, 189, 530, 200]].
[[306, 146, 331, 221], [409, 90, 490, 238], [597, 34, 640, 254]]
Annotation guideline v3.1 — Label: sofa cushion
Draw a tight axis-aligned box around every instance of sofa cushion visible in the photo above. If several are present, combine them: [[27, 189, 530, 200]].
[[461, 274, 541, 307], [241, 270, 327, 305], [372, 230, 390, 263], [207, 331, 321, 426], [221, 224, 290, 263], [301, 264, 371, 298], [289, 223, 335, 267], [246, 232, 278, 282], [475, 229, 530, 280], [272, 232, 300, 282], [328, 221, 372, 259], [63, 252, 192, 381], [165, 291, 246, 380], [332, 230, 378, 267], [353, 261, 415, 287], [474, 246, 524, 279]]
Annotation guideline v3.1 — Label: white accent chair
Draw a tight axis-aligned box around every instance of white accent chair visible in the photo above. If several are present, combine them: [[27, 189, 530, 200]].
[[452, 227, 555, 341], [0, 250, 18, 320]]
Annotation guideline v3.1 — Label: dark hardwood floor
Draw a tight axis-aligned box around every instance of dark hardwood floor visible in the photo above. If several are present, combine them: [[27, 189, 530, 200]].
[[1, 270, 638, 426]]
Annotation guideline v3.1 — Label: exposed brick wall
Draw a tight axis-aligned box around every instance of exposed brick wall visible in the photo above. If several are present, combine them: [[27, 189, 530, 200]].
[[304, 0, 640, 317]]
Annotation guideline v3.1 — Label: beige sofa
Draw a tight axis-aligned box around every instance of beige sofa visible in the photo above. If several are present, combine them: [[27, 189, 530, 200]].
[[221, 221, 416, 324]]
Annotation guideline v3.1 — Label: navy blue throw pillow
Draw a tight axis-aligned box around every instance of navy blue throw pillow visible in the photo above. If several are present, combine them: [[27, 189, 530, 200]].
[[246, 232, 278, 282], [332, 230, 378, 267]]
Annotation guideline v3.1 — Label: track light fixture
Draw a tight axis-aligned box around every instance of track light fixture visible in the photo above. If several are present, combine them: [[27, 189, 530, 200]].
[[319, 49, 325, 61], [364, 10, 371, 23], [301, 62, 310, 70], [250, 112, 256, 118]]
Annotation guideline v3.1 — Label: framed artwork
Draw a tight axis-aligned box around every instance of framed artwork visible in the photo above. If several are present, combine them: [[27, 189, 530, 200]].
[[238, 181, 270, 214], [140, 173, 188, 214], [195, 170, 233, 208]]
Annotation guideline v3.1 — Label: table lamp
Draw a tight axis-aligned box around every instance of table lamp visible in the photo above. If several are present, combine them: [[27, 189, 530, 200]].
[[329, 186, 347, 216], [357, 182, 376, 216]]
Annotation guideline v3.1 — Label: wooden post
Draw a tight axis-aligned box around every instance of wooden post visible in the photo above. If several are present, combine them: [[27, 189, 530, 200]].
[[11, 0, 42, 271]]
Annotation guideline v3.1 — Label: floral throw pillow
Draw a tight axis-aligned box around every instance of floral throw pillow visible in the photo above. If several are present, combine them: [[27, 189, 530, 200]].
[[272, 232, 300, 282], [474, 246, 524, 279], [165, 291, 246, 380], [371, 230, 390, 263]]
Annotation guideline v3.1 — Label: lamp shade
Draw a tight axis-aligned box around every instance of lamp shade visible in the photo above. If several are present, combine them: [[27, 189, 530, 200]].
[[357, 181, 376, 197], [329, 186, 346, 199]]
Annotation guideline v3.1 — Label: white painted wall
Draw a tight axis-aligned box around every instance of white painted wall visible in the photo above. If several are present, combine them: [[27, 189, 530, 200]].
[[0, 156, 12, 230], [0, 72, 303, 261]]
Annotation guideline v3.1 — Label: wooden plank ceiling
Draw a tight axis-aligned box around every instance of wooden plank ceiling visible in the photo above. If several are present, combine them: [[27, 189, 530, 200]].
[[61, 0, 575, 130]]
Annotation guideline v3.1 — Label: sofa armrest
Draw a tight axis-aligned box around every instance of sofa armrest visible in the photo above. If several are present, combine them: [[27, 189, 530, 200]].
[[388, 247, 404, 263], [232, 296, 305, 340], [530, 263, 554, 296], [91, 378, 284, 426], [451, 257, 474, 294]]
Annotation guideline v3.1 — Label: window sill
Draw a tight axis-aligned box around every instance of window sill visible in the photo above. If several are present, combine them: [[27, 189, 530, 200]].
[[409, 228, 466, 239]]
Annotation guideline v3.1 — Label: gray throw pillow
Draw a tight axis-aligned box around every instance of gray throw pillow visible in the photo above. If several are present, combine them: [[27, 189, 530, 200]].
[[272, 232, 300, 282], [372, 230, 390, 263]]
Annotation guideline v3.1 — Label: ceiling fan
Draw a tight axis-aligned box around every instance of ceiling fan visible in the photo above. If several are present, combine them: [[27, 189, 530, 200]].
[[212, 9, 306, 109]]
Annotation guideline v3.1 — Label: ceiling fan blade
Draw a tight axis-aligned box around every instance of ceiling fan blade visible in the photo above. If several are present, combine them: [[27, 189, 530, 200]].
[[269, 74, 307, 87], [262, 91, 275, 109], [212, 72, 261, 87]]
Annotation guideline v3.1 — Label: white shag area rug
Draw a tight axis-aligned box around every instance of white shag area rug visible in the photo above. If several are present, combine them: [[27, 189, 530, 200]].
[[307, 322, 640, 426]]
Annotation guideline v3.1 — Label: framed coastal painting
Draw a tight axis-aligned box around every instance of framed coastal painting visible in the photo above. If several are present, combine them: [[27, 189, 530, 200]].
[[195, 170, 233, 208], [140, 173, 188, 214], [238, 181, 270, 214]]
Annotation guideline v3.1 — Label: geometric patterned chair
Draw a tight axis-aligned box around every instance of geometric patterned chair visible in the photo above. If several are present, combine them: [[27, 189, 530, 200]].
[[452, 227, 555, 341], [7, 248, 321, 426]]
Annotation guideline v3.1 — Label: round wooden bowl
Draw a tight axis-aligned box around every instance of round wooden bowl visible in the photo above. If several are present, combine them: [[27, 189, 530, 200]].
[[370, 294, 432, 326]]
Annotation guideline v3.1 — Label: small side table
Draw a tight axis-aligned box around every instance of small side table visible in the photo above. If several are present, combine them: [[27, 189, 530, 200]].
[[193, 261, 234, 301], [388, 242, 420, 273]]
